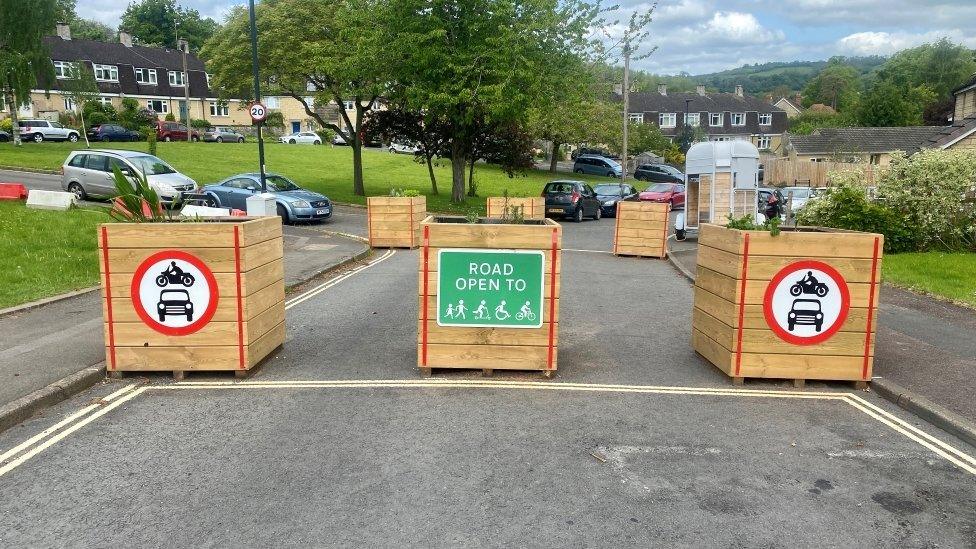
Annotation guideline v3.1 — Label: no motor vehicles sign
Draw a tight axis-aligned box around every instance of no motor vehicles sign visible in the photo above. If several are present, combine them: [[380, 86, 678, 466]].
[[437, 249, 544, 328]]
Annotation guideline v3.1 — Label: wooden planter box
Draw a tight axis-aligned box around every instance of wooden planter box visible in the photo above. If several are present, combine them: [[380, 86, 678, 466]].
[[418, 216, 562, 377], [692, 223, 883, 386], [485, 197, 545, 220], [613, 201, 669, 258], [99, 217, 285, 378], [367, 196, 426, 248]]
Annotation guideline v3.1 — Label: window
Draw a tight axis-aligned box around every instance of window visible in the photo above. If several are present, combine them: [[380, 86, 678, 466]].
[[756, 136, 771, 150], [53, 61, 73, 79], [209, 101, 229, 117], [147, 99, 168, 113], [85, 154, 109, 171], [343, 100, 355, 110], [709, 113, 723, 126], [93, 64, 118, 82], [731, 113, 745, 126], [758, 113, 772, 126], [684, 112, 700, 126], [69, 154, 87, 168], [263, 96, 280, 109], [134, 68, 157, 85], [96, 96, 113, 107], [711, 136, 731, 142], [628, 113, 644, 124], [658, 113, 676, 128], [205, 73, 211, 88], [64, 97, 76, 111], [168, 71, 186, 86]]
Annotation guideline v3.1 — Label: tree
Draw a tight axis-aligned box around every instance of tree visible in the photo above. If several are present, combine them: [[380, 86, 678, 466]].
[[802, 60, 859, 111], [0, 0, 58, 146], [71, 18, 115, 41], [120, 0, 217, 50], [788, 111, 855, 135], [202, 0, 387, 197], [876, 38, 976, 99], [60, 61, 99, 147], [856, 81, 933, 127], [363, 107, 450, 195]]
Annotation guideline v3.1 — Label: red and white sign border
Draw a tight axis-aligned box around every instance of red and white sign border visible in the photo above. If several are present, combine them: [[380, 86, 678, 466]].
[[763, 260, 850, 346], [130, 250, 220, 336]]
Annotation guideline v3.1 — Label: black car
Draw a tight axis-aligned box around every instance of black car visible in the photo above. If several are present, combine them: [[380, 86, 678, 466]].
[[634, 163, 684, 184], [543, 180, 602, 222], [88, 124, 141, 142], [0, 130, 9, 142], [593, 183, 638, 217]]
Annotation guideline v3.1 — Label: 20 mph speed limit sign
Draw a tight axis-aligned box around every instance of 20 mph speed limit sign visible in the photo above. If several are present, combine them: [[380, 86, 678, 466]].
[[249, 102, 267, 123]]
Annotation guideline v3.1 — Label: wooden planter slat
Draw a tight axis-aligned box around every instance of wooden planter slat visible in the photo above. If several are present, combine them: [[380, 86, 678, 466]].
[[485, 197, 545, 220], [367, 196, 425, 248], [99, 217, 285, 373], [692, 223, 883, 384], [613, 201, 669, 258], [418, 217, 562, 375]]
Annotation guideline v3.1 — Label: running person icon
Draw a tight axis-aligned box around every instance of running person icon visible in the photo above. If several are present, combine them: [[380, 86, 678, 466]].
[[444, 303, 455, 319], [494, 300, 510, 320], [473, 299, 490, 320], [515, 300, 535, 321]]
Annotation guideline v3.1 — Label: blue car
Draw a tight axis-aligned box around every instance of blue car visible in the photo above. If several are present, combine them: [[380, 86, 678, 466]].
[[201, 173, 332, 223]]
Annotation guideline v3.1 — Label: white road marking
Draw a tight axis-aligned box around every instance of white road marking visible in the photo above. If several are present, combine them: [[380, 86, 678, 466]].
[[284, 249, 395, 310]]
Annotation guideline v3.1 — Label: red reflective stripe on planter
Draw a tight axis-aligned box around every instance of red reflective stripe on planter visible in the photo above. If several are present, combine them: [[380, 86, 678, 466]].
[[421, 225, 430, 366], [733, 232, 750, 377], [366, 199, 374, 247], [547, 228, 558, 370], [233, 226, 245, 369], [661, 203, 670, 259], [101, 226, 117, 370], [862, 236, 881, 380]]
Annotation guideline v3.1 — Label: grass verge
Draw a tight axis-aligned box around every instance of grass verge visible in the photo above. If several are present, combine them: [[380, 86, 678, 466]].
[[884, 252, 976, 308], [0, 201, 111, 309], [0, 141, 607, 214]]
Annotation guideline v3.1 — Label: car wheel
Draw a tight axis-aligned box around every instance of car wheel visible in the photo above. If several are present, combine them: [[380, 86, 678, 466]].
[[164, 135, 171, 142], [289, 139, 296, 144], [158, 313, 166, 322], [815, 322, 822, 332], [101, 135, 110, 142], [216, 136, 223, 143], [186, 313, 193, 322], [313, 140, 321, 145], [276, 203, 290, 225], [573, 168, 583, 174], [788, 321, 795, 331], [573, 207, 583, 223], [67, 182, 87, 201], [607, 171, 616, 177], [238, 137, 244, 143], [592, 206, 602, 220], [204, 194, 220, 208], [33, 133, 44, 143], [68, 133, 78, 143]]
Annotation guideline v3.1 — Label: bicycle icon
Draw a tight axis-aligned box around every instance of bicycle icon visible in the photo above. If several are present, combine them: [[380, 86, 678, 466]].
[[515, 301, 535, 321]]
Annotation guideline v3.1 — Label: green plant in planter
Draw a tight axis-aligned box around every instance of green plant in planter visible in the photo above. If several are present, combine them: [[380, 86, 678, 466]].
[[726, 213, 781, 236], [108, 165, 180, 223], [499, 190, 525, 224], [389, 188, 420, 197]]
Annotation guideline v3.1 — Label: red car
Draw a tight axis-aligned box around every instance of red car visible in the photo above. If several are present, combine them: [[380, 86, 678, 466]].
[[154, 120, 200, 142], [639, 182, 685, 208]]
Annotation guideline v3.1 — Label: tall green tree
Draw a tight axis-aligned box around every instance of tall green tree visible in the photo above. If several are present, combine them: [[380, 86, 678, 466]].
[[876, 38, 976, 99], [0, 0, 57, 146], [61, 61, 99, 147], [857, 81, 934, 127], [802, 59, 859, 111], [203, 0, 387, 197], [120, 0, 217, 50]]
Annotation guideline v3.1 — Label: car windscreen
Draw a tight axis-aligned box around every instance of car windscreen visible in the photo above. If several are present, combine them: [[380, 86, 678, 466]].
[[645, 183, 673, 192], [662, 166, 683, 176], [594, 185, 625, 195], [544, 183, 576, 194], [128, 155, 177, 175], [787, 188, 813, 198], [267, 175, 300, 191], [160, 290, 189, 300]]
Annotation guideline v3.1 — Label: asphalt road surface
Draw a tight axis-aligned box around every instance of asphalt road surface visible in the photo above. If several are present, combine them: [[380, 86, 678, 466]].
[[1, 200, 975, 546]]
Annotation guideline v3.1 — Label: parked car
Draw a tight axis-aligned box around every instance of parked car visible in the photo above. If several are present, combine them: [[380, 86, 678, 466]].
[[280, 131, 322, 145], [781, 186, 823, 212], [758, 187, 786, 213], [154, 121, 199, 142], [61, 149, 197, 204], [573, 155, 622, 178], [203, 126, 245, 143], [87, 124, 141, 142], [17, 120, 80, 143], [639, 182, 686, 208], [542, 180, 602, 222], [201, 173, 332, 224], [0, 130, 9, 142], [389, 141, 419, 154], [593, 183, 638, 217], [634, 163, 684, 184], [571, 146, 611, 160]]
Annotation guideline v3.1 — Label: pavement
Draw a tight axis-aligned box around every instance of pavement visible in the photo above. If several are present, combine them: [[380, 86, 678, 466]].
[[1, 182, 975, 544]]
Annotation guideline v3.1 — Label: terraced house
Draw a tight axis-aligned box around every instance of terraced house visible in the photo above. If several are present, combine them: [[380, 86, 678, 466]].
[[622, 84, 789, 154]]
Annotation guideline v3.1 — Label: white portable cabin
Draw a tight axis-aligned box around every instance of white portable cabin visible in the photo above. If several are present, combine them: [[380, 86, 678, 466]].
[[676, 141, 760, 238]]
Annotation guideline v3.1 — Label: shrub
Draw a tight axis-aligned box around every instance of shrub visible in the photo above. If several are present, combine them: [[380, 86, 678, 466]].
[[0, 118, 11, 132], [164, 112, 176, 122], [315, 128, 335, 142], [190, 118, 210, 129], [147, 131, 157, 156], [87, 111, 110, 127]]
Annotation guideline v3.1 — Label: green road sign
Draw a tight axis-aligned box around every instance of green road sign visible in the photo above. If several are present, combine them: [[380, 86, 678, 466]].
[[437, 249, 545, 329]]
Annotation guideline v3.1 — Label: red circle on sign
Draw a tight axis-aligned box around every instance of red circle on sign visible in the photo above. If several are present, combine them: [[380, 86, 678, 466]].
[[249, 102, 267, 122], [130, 250, 219, 336], [763, 260, 850, 346]]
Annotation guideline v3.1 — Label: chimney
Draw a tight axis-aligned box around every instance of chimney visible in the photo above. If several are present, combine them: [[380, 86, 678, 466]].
[[612, 83, 622, 95], [696, 84, 706, 96], [734, 84, 743, 97], [658, 84, 667, 96], [794, 92, 802, 105], [56, 22, 71, 40], [119, 31, 132, 47]]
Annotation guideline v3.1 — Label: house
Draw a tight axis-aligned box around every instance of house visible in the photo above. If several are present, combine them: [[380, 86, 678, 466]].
[[623, 84, 789, 154], [773, 96, 803, 118], [953, 73, 976, 121], [786, 127, 946, 165]]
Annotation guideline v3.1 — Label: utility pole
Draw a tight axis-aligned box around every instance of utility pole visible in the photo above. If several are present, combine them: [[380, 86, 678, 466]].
[[178, 38, 190, 143], [248, 0, 267, 192], [621, 43, 630, 182], [683, 98, 693, 152]]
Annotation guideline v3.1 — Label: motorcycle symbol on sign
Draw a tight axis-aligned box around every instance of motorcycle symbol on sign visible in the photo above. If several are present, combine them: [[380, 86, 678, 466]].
[[789, 271, 829, 298], [155, 261, 196, 287]]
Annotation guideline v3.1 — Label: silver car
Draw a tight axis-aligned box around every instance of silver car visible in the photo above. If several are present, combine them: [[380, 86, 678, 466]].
[[279, 131, 322, 145], [17, 120, 80, 143], [61, 149, 197, 204], [203, 126, 245, 143]]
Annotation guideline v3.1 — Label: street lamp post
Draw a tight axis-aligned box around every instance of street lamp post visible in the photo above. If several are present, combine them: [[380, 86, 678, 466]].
[[621, 43, 630, 182], [248, 0, 267, 193]]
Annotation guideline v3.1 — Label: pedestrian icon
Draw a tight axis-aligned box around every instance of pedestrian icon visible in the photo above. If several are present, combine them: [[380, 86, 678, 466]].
[[454, 299, 467, 320]]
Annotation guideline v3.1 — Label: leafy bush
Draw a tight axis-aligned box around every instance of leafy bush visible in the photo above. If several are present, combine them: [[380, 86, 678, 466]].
[[264, 110, 284, 129], [164, 112, 176, 122], [87, 111, 110, 127], [315, 128, 335, 142], [190, 118, 210, 129], [725, 213, 781, 236], [147, 131, 157, 156], [0, 118, 11, 132]]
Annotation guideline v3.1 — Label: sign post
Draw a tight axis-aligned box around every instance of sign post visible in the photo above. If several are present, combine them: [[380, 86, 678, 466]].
[[247, 0, 267, 193], [437, 249, 545, 329]]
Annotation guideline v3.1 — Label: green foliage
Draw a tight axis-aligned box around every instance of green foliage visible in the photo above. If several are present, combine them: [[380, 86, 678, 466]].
[[856, 80, 931, 127], [147, 130, 157, 156], [0, 0, 58, 144], [724, 213, 781, 236], [119, 0, 217, 51], [263, 111, 284, 129], [875, 38, 976, 100], [189, 118, 210, 129], [164, 112, 176, 122], [0, 117, 11, 132], [59, 62, 99, 141], [108, 164, 177, 223], [788, 110, 856, 135], [388, 188, 420, 198], [70, 18, 115, 41], [315, 128, 336, 143], [121, 97, 139, 111], [802, 60, 860, 112]]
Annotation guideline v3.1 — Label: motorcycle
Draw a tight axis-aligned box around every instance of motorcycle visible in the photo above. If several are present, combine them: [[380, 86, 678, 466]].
[[156, 269, 195, 288], [789, 276, 828, 297]]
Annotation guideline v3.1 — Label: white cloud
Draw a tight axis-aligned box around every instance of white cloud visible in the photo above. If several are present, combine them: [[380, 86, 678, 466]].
[[701, 11, 784, 44], [837, 29, 976, 55]]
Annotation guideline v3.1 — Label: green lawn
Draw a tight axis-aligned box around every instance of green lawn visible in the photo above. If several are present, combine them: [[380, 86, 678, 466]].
[[0, 141, 605, 214], [0, 201, 112, 309], [884, 252, 976, 308]]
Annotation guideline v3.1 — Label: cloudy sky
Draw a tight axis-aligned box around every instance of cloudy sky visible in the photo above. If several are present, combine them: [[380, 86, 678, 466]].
[[77, 0, 976, 75]]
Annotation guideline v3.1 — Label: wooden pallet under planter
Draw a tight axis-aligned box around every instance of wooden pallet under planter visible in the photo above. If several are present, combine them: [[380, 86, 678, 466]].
[[485, 197, 545, 220], [692, 223, 883, 386], [418, 216, 562, 377], [99, 216, 285, 378], [613, 201, 670, 258], [367, 196, 426, 248]]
